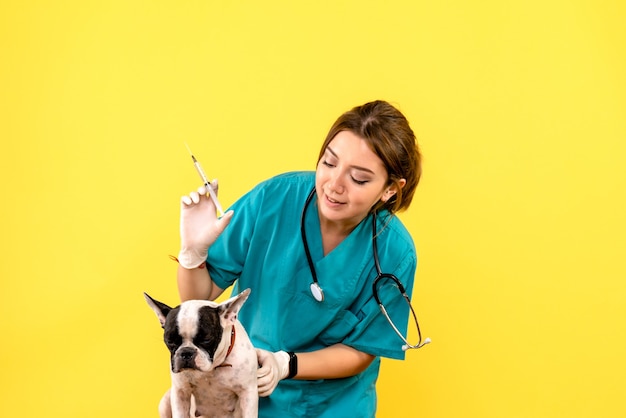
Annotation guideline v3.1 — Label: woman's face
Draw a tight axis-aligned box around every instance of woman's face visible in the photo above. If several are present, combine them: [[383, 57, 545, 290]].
[[315, 130, 392, 228]]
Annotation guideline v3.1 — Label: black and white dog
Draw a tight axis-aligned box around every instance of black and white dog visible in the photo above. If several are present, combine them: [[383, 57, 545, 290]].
[[145, 289, 258, 418]]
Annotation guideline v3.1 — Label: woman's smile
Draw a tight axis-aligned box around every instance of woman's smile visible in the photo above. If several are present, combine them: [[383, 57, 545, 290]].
[[315, 130, 389, 231]]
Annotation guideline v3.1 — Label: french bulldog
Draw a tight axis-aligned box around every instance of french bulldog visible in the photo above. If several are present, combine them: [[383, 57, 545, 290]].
[[145, 288, 258, 418]]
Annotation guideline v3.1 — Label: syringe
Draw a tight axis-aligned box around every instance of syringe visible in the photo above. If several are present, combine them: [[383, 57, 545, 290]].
[[184, 143, 225, 217]]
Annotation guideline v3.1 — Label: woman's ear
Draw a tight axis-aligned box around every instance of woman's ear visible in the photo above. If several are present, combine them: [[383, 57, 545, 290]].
[[381, 179, 406, 202]]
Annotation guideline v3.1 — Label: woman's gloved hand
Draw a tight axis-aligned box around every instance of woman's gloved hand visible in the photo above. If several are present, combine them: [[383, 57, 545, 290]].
[[178, 181, 233, 269], [256, 349, 290, 397]]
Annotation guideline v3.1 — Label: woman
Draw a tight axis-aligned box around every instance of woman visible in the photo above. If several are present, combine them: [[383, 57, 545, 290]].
[[176, 100, 422, 417]]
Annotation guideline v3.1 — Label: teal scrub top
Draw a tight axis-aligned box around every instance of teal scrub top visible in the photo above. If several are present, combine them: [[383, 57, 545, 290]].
[[207, 171, 417, 418]]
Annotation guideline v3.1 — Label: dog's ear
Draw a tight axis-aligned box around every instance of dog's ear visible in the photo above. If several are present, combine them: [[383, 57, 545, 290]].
[[144, 293, 172, 328], [218, 288, 251, 325]]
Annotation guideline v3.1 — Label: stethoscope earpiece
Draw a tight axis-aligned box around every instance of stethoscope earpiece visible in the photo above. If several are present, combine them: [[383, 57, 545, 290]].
[[402, 337, 432, 351]]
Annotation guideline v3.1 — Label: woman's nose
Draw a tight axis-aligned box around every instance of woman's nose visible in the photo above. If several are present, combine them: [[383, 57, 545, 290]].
[[327, 172, 345, 194]]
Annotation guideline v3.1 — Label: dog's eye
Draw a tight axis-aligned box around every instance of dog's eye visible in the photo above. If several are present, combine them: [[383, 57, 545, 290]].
[[196, 335, 219, 351], [201, 337, 216, 346], [164, 333, 182, 351]]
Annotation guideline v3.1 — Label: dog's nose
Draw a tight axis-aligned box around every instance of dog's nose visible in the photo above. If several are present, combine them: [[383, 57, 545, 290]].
[[178, 347, 196, 360]]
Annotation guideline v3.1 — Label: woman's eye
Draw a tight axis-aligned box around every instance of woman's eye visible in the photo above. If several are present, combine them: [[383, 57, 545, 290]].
[[352, 177, 369, 185], [322, 160, 335, 168]]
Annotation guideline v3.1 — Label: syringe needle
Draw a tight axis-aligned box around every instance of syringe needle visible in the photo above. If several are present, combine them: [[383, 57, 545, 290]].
[[184, 143, 225, 217]]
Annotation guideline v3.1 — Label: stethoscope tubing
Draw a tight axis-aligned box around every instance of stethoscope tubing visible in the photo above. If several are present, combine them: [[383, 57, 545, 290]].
[[301, 188, 324, 302], [371, 209, 430, 350]]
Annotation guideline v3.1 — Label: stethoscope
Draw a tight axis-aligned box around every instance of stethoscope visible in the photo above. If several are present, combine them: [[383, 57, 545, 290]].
[[300, 188, 431, 350]]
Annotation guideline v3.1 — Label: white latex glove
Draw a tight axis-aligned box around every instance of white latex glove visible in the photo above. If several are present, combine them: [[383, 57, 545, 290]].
[[256, 349, 290, 397], [178, 181, 233, 269]]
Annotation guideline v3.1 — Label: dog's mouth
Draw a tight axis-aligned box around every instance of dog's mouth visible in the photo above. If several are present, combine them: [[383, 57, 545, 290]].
[[172, 364, 201, 373]]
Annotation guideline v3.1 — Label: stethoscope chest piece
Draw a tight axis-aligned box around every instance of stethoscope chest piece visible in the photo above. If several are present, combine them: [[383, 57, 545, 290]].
[[310, 282, 324, 302]]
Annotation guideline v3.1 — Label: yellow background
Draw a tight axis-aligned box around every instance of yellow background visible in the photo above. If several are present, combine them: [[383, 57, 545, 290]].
[[1, 1, 625, 417]]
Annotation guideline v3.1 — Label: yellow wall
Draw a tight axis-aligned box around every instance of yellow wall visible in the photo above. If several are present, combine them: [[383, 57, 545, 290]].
[[1, 1, 625, 417]]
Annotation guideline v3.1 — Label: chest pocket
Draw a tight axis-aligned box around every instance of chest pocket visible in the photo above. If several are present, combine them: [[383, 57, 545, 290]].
[[318, 308, 359, 345]]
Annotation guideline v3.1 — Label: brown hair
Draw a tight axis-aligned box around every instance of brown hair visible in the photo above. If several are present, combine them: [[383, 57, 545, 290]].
[[317, 100, 422, 213]]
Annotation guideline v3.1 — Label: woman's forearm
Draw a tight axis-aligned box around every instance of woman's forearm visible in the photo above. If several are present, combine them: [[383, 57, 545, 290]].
[[294, 344, 375, 380], [177, 264, 224, 301]]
